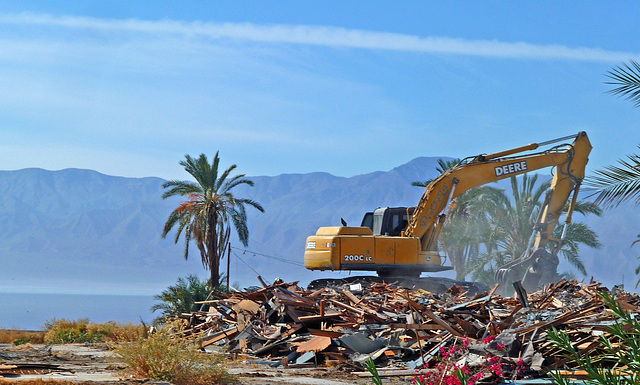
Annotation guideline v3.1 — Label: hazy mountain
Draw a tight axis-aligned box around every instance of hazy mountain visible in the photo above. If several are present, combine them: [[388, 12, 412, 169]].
[[1, 159, 638, 295]]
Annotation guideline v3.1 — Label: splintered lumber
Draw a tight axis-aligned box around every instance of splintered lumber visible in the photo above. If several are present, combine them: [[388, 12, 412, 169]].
[[201, 326, 239, 347], [342, 289, 360, 304], [309, 329, 344, 338], [298, 312, 343, 322], [420, 308, 464, 337], [328, 299, 365, 316]]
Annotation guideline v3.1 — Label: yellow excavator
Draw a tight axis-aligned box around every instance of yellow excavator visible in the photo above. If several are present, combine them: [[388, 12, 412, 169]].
[[305, 132, 592, 292]]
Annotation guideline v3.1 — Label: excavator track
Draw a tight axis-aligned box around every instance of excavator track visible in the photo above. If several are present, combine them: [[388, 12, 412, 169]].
[[308, 275, 488, 296]]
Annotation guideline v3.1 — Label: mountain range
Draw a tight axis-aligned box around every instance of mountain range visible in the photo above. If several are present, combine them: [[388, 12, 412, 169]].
[[1, 158, 638, 295]]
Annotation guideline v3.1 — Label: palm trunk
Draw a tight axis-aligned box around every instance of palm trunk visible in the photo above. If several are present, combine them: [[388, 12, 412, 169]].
[[453, 247, 467, 281], [207, 210, 220, 288]]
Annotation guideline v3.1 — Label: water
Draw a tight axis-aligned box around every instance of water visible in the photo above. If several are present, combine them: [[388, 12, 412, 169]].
[[0, 292, 157, 330]]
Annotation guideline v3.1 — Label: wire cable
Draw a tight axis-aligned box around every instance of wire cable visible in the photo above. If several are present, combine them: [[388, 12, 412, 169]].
[[232, 250, 262, 276], [230, 246, 305, 267]]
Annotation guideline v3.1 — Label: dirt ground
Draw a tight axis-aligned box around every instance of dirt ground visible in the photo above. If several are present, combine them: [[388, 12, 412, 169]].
[[0, 344, 410, 385], [0, 343, 126, 384]]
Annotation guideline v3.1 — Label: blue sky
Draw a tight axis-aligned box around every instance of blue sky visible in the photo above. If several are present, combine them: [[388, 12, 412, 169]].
[[0, 1, 639, 180]]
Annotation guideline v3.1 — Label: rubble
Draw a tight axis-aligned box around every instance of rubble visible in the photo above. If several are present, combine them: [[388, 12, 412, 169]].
[[174, 278, 640, 381]]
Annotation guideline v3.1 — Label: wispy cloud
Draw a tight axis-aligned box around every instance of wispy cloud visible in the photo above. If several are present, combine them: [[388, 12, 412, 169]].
[[0, 12, 636, 62]]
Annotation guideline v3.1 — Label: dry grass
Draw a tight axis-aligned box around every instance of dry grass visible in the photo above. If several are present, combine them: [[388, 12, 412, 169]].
[[0, 329, 45, 345], [43, 319, 146, 344], [115, 321, 236, 385]]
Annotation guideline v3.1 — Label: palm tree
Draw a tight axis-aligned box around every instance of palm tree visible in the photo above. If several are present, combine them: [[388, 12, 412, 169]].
[[151, 275, 211, 318], [470, 174, 602, 285], [162, 153, 264, 287], [411, 158, 462, 187]]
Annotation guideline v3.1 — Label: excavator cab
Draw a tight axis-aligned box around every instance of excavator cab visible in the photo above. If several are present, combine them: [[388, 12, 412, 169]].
[[360, 207, 415, 236]]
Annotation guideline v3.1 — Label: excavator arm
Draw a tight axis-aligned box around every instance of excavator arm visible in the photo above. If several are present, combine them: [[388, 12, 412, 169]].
[[403, 132, 592, 290]]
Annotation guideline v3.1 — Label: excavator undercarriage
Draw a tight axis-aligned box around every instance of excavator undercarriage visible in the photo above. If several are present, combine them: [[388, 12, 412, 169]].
[[307, 275, 489, 296]]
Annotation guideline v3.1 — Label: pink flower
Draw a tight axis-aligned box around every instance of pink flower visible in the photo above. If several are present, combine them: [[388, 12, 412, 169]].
[[516, 359, 526, 374], [496, 343, 505, 351], [483, 335, 495, 344], [488, 363, 504, 377]]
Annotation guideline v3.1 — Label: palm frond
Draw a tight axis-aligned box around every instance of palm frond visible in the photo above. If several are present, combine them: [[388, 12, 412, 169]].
[[221, 175, 253, 194], [182, 223, 192, 260], [161, 180, 201, 199], [161, 210, 180, 238], [210, 151, 220, 189], [180, 154, 212, 192], [569, 200, 603, 216], [586, 151, 640, 208], [558, 222, 602, 249], [436, 158, 462, 173], [234, 197, 265, 213], [215, 164, 239, 192], [412, 180, 431, 188], [411, 158, 461, 188], [606, 60, 640, 107]]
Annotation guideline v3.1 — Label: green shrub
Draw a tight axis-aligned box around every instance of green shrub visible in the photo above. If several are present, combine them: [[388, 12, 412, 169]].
[[44, 318, 101, 344], [115, 321, 235, 385], [43, 318, 146, 344], [152, 275, 212, 320], [12, 336, 31, 346]]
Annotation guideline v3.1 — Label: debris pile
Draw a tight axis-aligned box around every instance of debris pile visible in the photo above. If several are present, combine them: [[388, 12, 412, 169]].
[[176, 278, 640, 380]]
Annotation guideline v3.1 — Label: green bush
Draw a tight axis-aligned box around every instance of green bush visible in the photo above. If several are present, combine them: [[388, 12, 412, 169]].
[[152, 275, 212, 320], [44, 318, 104, 344], [43, 318, 146, 344], [115, 321, 235, 385], [13, 336, 32, 346]]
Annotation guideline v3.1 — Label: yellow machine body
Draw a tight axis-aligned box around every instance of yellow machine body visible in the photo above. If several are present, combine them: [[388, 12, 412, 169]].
[[304, 226, 445, 275]]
